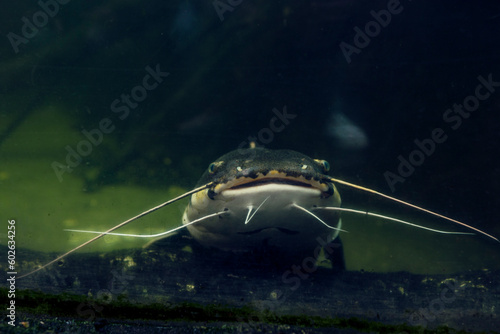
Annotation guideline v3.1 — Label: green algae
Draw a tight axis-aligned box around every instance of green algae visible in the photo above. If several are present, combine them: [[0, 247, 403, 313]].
[[1, 288, 492, 334]]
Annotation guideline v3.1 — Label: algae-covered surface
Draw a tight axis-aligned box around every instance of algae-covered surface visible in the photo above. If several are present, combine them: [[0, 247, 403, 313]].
[[4, 242, 500, 333], [2, 0, 500, 333]]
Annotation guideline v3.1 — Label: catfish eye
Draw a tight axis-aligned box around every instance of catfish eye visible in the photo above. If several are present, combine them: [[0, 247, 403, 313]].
[[208, 163, 217, 174], [208, 161, 224, 174], [314, 159, 330, 172]]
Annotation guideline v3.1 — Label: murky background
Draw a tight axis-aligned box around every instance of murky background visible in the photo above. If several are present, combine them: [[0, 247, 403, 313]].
[[1, 0, 500, 288]]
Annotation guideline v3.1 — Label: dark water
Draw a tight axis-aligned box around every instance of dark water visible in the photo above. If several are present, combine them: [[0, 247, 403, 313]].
[[1, 0, 500, 331]]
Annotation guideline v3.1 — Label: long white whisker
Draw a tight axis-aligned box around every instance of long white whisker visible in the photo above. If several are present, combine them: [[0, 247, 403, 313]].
[[326, 176, 498, 242], [314, 207, 475, 235], [244, 206, 253, 225], [291, 203, 347, 233], [245, 196, 270, 225], [64, 211, 229, 238], [19, 182, 214, 279]]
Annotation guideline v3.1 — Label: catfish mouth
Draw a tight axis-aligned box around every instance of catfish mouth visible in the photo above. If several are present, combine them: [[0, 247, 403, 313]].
[[229, 177, 314, 190], [216, 173, 332, 196]]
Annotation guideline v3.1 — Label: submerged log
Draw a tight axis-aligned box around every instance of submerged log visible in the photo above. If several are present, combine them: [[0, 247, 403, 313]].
[[4, 239, 500, 333]]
